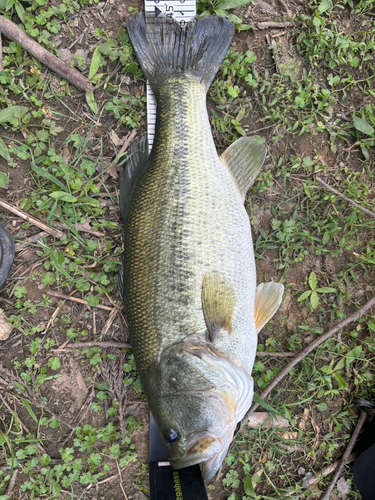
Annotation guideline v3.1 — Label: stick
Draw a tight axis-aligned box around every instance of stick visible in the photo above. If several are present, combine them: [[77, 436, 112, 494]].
[[316, 177, 375, 219], [0, 199, 63, 238], [256, 351, 295, 357], [0, 15, 93, 92], [116, 460, 129, 500], [85, 472, 120, 489], [241, 295, 375, 423], [321, 412, 367, 500], [0, 31, 3, 73], [100, 305, 122, 338], [14, 231, 48, 251], [302, 453, 357, 489], [6, 468, 18, 495], [257, 21, 293, 29], [48, 291, 115, 311], [53, 341, 130, 351], [110, 129, 138, 168], [68, 28, 87, 50], [277, 0, 293, 16]]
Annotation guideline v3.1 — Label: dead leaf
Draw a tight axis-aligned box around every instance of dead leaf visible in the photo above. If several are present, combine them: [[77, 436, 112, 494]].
[[299, 408, 309, 431], [0, 309, 12, 341], [337, 477, 350, 496], [282, 431, 298, 440], [257, 0, 277, 14], [58, 48, 74, 65], [310, 416, 320, 436], [248, 412, 290, 429], [107, 165, 119, 178], [110, 129, 121, 147]]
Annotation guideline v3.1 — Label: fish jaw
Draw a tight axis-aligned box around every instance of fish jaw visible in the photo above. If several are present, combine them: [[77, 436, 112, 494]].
[[201, 445, 231, 481], [168, 428, 234, 481]]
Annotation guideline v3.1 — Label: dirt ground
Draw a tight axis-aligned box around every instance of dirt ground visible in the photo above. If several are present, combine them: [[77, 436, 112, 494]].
[[0, 0, 374, 499]]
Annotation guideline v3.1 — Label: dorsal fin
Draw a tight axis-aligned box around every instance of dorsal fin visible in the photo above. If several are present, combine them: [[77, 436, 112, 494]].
[[254, 282, 284, 333], [220, 136, 267, 201], [201, 272, 236, 342], [118, 135, 149, 303], [119, 135, 149, 223]]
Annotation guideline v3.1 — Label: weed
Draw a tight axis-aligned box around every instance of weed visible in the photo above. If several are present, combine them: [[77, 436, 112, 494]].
[[197, 0, 253, 30], [297, 272, 336, 310]]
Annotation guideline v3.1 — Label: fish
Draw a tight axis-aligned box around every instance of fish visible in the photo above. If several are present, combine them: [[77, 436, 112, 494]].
[[119, 13, 284, 481]]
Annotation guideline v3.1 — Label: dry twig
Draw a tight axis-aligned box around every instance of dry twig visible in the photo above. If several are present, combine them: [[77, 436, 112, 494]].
[[241, 295, 375, 423], [48, 291, 115, 311], [256, 351, 295, 357], [6, 468, 18, 496], [0, 15, 92, 92], [100, 304, 122, 338], [0, 31, 3, 73], [277, 0, 293, 17], [321, 412, 367, 500], [14, 231, 49, 251], [53, 341, 130, 351], [0, 199, 63, 238], [110, 129, 138, 168], [302, 453, 357, 489], [116, 460, 129, 500], [85, 472, 119, 489], [257, 21, 293, 29], [316, 177, 375, 219]]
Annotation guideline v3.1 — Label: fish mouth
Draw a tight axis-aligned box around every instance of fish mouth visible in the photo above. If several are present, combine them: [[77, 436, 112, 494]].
[[169, 431, 232, 480]]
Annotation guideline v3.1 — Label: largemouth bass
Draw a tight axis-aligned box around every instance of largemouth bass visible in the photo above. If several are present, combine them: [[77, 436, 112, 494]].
[[119, 13, 284, 481]]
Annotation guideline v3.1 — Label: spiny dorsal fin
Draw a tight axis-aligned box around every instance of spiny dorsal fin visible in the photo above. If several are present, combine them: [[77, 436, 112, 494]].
[[255, 282, 284, 333], [202, 272, 236, 342], [220, 136, 267, 201], [119, 135, 149, 224]]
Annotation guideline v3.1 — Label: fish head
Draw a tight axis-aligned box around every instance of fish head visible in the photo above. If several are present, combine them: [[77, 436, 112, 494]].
[[149, 344, 253, 481]]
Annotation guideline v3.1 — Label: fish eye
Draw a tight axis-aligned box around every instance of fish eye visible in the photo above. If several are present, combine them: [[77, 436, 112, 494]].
[[163, 427, 180, 443]]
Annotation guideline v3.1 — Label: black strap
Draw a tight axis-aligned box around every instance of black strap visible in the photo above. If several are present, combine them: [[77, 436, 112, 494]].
[[149, 413, 208, 500]]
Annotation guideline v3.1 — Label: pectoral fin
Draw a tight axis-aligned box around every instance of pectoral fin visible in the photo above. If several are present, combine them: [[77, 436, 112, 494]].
[[220, 136, 267, 201], [254, 282, 284, 333], [202, 272, 236, 342]]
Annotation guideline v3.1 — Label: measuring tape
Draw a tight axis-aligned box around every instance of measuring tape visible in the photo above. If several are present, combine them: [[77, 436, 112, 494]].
[[144, 0, 196, 151]]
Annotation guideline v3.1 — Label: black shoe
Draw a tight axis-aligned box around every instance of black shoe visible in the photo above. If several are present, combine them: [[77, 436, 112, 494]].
[[353, 399, 375, 500], [0, 223, 14, 288]]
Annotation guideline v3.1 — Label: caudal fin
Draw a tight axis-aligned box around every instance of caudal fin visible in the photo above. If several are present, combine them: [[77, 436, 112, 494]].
[[127, 13, 234, 95]]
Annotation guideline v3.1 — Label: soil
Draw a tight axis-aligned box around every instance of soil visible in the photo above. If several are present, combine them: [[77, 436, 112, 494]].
[[0, 0, 374, 499]]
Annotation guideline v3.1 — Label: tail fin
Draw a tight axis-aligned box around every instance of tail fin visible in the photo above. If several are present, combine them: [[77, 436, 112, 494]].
[[127, 14, 234, 95]]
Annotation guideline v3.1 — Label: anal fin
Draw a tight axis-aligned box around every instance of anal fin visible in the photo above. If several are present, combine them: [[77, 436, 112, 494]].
[[202, 272, 236, 342], [220, 136, 267, 201]]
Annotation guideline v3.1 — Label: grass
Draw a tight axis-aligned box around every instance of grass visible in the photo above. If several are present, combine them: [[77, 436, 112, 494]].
[[0, 0, 375, 499]]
